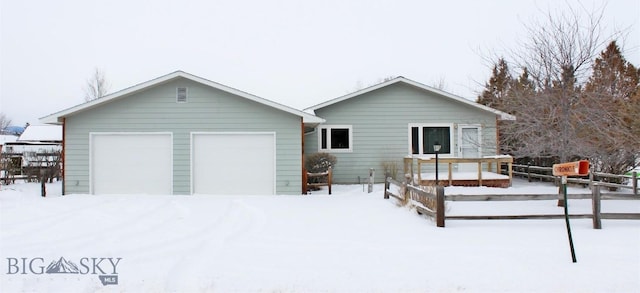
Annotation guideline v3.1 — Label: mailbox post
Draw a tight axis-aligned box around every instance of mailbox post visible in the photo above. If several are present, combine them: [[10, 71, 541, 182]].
[[552, 160, 589, 263]]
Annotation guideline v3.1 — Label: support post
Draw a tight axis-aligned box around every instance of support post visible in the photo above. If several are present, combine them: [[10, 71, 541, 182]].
[[401, 181, 408, 204], [302, 168, 308, 195], [436, 186, 445, 227], [592, 184, 602, 229], [40, 176, 46, 197], [368, 168, 374, 193], [434, 152, 439, 186], [561, 176, 577, 263], [383, 177, 390, 199], [328, 166, 332, 195], [557, 184, 565, 207], [633, 171, 638, 196]]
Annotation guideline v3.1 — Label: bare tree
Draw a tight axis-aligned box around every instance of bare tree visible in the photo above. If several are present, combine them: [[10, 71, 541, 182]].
[[430, 76, 449, 91], [83, 68, 110, 102], [498, 3, 623, 163], [0, 113, 11, 133]]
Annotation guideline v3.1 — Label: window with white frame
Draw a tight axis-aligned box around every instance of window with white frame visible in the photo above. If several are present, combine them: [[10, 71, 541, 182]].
[[318, 125, 352, 152], [408, 124, 453, 155]]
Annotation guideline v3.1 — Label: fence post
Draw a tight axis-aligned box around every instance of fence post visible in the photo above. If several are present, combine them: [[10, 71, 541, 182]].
[[436, 186, 445, 227], [633, 171, 638, 196], [527, 165, 532, 182], [384, 177, 389, 199], [401, 181, 409, 204], [328, 166, 332, 195], [368, 168, 375, 193], [557, 184, 564, 207], [592, 184, 602, 229]]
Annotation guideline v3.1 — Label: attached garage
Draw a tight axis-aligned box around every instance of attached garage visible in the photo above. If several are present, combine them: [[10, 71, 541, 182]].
[[91, 133, 173, 195], [192, 132, 275, 195], [41, 71, 324, 195]]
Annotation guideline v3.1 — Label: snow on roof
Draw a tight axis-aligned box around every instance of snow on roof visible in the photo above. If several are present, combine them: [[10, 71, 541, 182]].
[[17, 125, 62, 142], [0, 135, 18, 145]]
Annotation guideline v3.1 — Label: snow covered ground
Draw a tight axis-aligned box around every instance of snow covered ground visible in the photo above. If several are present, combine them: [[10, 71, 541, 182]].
[[1, 179, 639, 292]]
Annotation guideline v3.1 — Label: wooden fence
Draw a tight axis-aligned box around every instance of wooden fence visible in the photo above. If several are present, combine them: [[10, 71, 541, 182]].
[[304, 166, 332, 194], [384, 177, 640, 228], [510, 164, 638, 195], [384, 177, 445, 227]]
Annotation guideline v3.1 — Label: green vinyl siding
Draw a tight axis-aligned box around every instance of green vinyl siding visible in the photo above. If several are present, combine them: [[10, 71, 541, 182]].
[[64, 77, 302, 195], [305, 82, 499, 184]]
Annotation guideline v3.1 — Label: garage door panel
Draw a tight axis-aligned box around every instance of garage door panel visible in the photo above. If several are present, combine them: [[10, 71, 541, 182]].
[[92, 133, 172, 195], [192, 133, 274, 195]]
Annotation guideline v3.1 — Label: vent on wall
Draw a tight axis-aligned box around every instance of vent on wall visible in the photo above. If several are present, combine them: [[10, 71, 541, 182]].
[[176, 87, 188, 103]]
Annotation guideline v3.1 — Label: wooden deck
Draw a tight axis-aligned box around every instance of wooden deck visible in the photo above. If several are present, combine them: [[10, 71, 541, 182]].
[[404, 156, 513, 188]]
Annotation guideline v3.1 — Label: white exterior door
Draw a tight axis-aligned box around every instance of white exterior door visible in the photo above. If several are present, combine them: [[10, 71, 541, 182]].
[[458, 125, 481, 172], [91, 133, 173, 195], [191, 132, 275, 195]]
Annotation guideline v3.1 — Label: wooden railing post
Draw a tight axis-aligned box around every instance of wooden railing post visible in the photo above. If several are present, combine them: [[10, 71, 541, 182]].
[[436, 186, 445, 227], [527, 165, 532, 182], [384, 177, 390, 199], [328, 166, 332, 195], [557, 184, 564, 207], [633, 171, 638, 196], [592, 184, 602, 229], [477, 161, 482, 186], [402, 181, 409, 203], [368, 168, 374, 193]]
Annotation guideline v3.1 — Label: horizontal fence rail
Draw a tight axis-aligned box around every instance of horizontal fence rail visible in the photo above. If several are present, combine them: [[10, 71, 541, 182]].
[[508, 164, 638, 195], [384, 176, 639, 228], [384, 177, 445, 227]]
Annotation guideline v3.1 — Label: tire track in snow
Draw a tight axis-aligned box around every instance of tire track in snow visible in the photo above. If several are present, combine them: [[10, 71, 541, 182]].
[[163, 199, 267, 292], [1, 196, 107, 239], [115, 198, 239, 260], [1, 197, 176, 254]]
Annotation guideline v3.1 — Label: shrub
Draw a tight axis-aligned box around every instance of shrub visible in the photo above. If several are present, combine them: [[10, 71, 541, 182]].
[[305, 152, 337, 173], [381, 160, 399, 180]]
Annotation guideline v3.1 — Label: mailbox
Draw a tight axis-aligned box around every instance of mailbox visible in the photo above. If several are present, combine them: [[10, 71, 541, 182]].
[[552, 160, 590, 176]]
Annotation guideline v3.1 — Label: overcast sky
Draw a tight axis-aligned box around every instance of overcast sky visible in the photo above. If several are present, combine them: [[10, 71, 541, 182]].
[[1, 0, 638, 126]]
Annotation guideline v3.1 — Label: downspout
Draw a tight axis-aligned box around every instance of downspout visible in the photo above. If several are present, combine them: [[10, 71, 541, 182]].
[[61, 118, 66, 195], [301, 118, 307, 194]]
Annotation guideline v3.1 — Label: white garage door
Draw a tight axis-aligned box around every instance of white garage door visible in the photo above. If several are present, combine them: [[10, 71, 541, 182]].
[[91, 133, 172, 195], [192, 132, 275, 195]]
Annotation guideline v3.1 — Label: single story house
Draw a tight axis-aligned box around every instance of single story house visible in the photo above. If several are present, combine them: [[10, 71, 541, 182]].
[[41, 72, 514, 195], [304, 77, 515, 184], [41, 71, 324, 195]]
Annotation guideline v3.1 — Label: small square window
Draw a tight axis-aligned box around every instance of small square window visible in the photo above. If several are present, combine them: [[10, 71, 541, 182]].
[[330, 129, 349, 149], [318, 125, 352, 152]]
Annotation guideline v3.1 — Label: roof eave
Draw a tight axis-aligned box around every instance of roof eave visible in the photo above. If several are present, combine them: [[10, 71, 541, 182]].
[[305, 76, 517, 121], [39, 70, 325, 125]]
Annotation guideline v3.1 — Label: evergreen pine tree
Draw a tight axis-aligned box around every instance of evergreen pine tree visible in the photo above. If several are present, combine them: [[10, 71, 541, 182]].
[[477, 58, 512, 110], [582, 41, 640, 174]]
